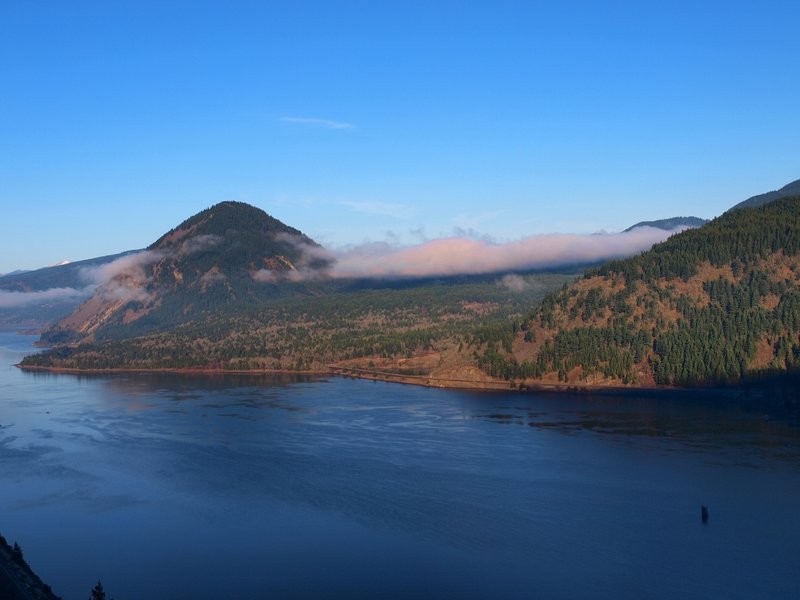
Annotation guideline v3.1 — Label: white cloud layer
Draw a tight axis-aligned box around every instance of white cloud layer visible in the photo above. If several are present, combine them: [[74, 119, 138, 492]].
[[1, 235, 224, 309], [0, 285, 97, 308], [325, 226, 684, 279]]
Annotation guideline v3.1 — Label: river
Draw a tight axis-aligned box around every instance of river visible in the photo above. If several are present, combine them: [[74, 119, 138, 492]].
[[0, 329, 798, 599]]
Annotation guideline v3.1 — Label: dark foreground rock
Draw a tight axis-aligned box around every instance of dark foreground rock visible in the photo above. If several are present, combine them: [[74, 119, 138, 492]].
[[0, 534, 61, 600]]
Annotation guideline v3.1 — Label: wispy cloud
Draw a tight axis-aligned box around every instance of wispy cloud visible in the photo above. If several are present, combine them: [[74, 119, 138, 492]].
[[279, 116, 354, 130], [339, 200, 416, 219], [78, 235, 225, 303], [251, 233, 333, 283], [499, 274, 539, 293], [0, 285, 97, 308], [0, 253, 162, 309], [0, 234, 228, 310], [451, 226, 495, 242], [453, 210, 505, 230], [79, 250, 163, 303]]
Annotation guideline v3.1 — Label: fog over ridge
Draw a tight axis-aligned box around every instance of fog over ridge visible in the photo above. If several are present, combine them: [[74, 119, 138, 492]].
[[0, 285, 98, 308], [0, 236, 224, 308], [1, 226, 685, 307], [289, 225, 684, 280]]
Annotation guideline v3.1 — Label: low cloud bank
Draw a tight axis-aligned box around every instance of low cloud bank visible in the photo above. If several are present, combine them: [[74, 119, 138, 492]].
[[0, 285, 97, 308], [0, 251, 162, 309], [252, 233, 333, 283], [1, 235, 224, 309], [78, 235, 223, 303], [325, 226, 683, 279]]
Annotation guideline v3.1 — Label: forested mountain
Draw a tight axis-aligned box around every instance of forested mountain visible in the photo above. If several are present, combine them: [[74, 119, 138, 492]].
[[459, 196, 800, 387], [624, 216, 707, 232], [727, 178, 800, 212], [39, 201, 328, 344]]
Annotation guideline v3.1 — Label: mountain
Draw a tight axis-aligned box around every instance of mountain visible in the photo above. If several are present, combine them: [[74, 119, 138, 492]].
[[727, 178, 800, 212], [623, 216, 707, 232], [448, 195, 800, 387], [39, 201, 329, 344]]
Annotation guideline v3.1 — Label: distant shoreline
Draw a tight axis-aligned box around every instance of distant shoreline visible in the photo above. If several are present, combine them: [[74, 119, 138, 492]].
[[16, 362, 698, 395], [15, 364, 327, 377], [16, 362, 800, 422]]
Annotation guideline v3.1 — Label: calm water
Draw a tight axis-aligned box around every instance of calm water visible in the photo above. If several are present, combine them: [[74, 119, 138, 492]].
[[0, 330, 798, 599]]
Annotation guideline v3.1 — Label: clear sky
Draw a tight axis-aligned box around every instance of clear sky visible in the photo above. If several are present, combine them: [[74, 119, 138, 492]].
[[1, 0, 799, 273]]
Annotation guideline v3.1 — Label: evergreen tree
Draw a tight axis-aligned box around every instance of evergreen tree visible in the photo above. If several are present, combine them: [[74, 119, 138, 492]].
[[90, 581, 106, 600]]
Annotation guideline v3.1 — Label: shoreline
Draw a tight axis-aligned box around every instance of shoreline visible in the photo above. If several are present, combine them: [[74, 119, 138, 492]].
[[13, 363, 800, 411], [15, 364, 328, 377], [16, 362, 702, 395]]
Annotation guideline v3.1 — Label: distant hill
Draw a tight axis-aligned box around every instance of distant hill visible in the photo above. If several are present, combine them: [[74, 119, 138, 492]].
[[0, 250, 139, 292], [442, 195, 800, 387], [0, 250, 138, 327], [727, 178, 800, 212], [623, 216, 707, 232], [39, 201, 329, 344]]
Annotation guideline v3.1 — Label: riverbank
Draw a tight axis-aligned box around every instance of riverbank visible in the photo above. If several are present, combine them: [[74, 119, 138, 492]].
[[19, 360, 800, 406], [17, 362, 673, 394], [16, 364, 328, 377]]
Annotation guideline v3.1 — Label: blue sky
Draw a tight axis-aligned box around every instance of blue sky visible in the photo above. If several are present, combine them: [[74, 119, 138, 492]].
[[1, 0, 799, 273]]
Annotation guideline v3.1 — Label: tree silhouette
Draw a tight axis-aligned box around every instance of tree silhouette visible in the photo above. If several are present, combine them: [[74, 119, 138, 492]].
[[90, 580, 106, 600]]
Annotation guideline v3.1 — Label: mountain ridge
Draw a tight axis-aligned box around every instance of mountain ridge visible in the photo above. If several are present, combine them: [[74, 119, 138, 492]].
[[623, 216, 707, 232], [727, 178, 800, 212]]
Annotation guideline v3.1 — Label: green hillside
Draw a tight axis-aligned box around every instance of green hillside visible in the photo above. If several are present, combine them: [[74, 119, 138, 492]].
[[22, 273, 573, 371], [468, 196, 800, 387]]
